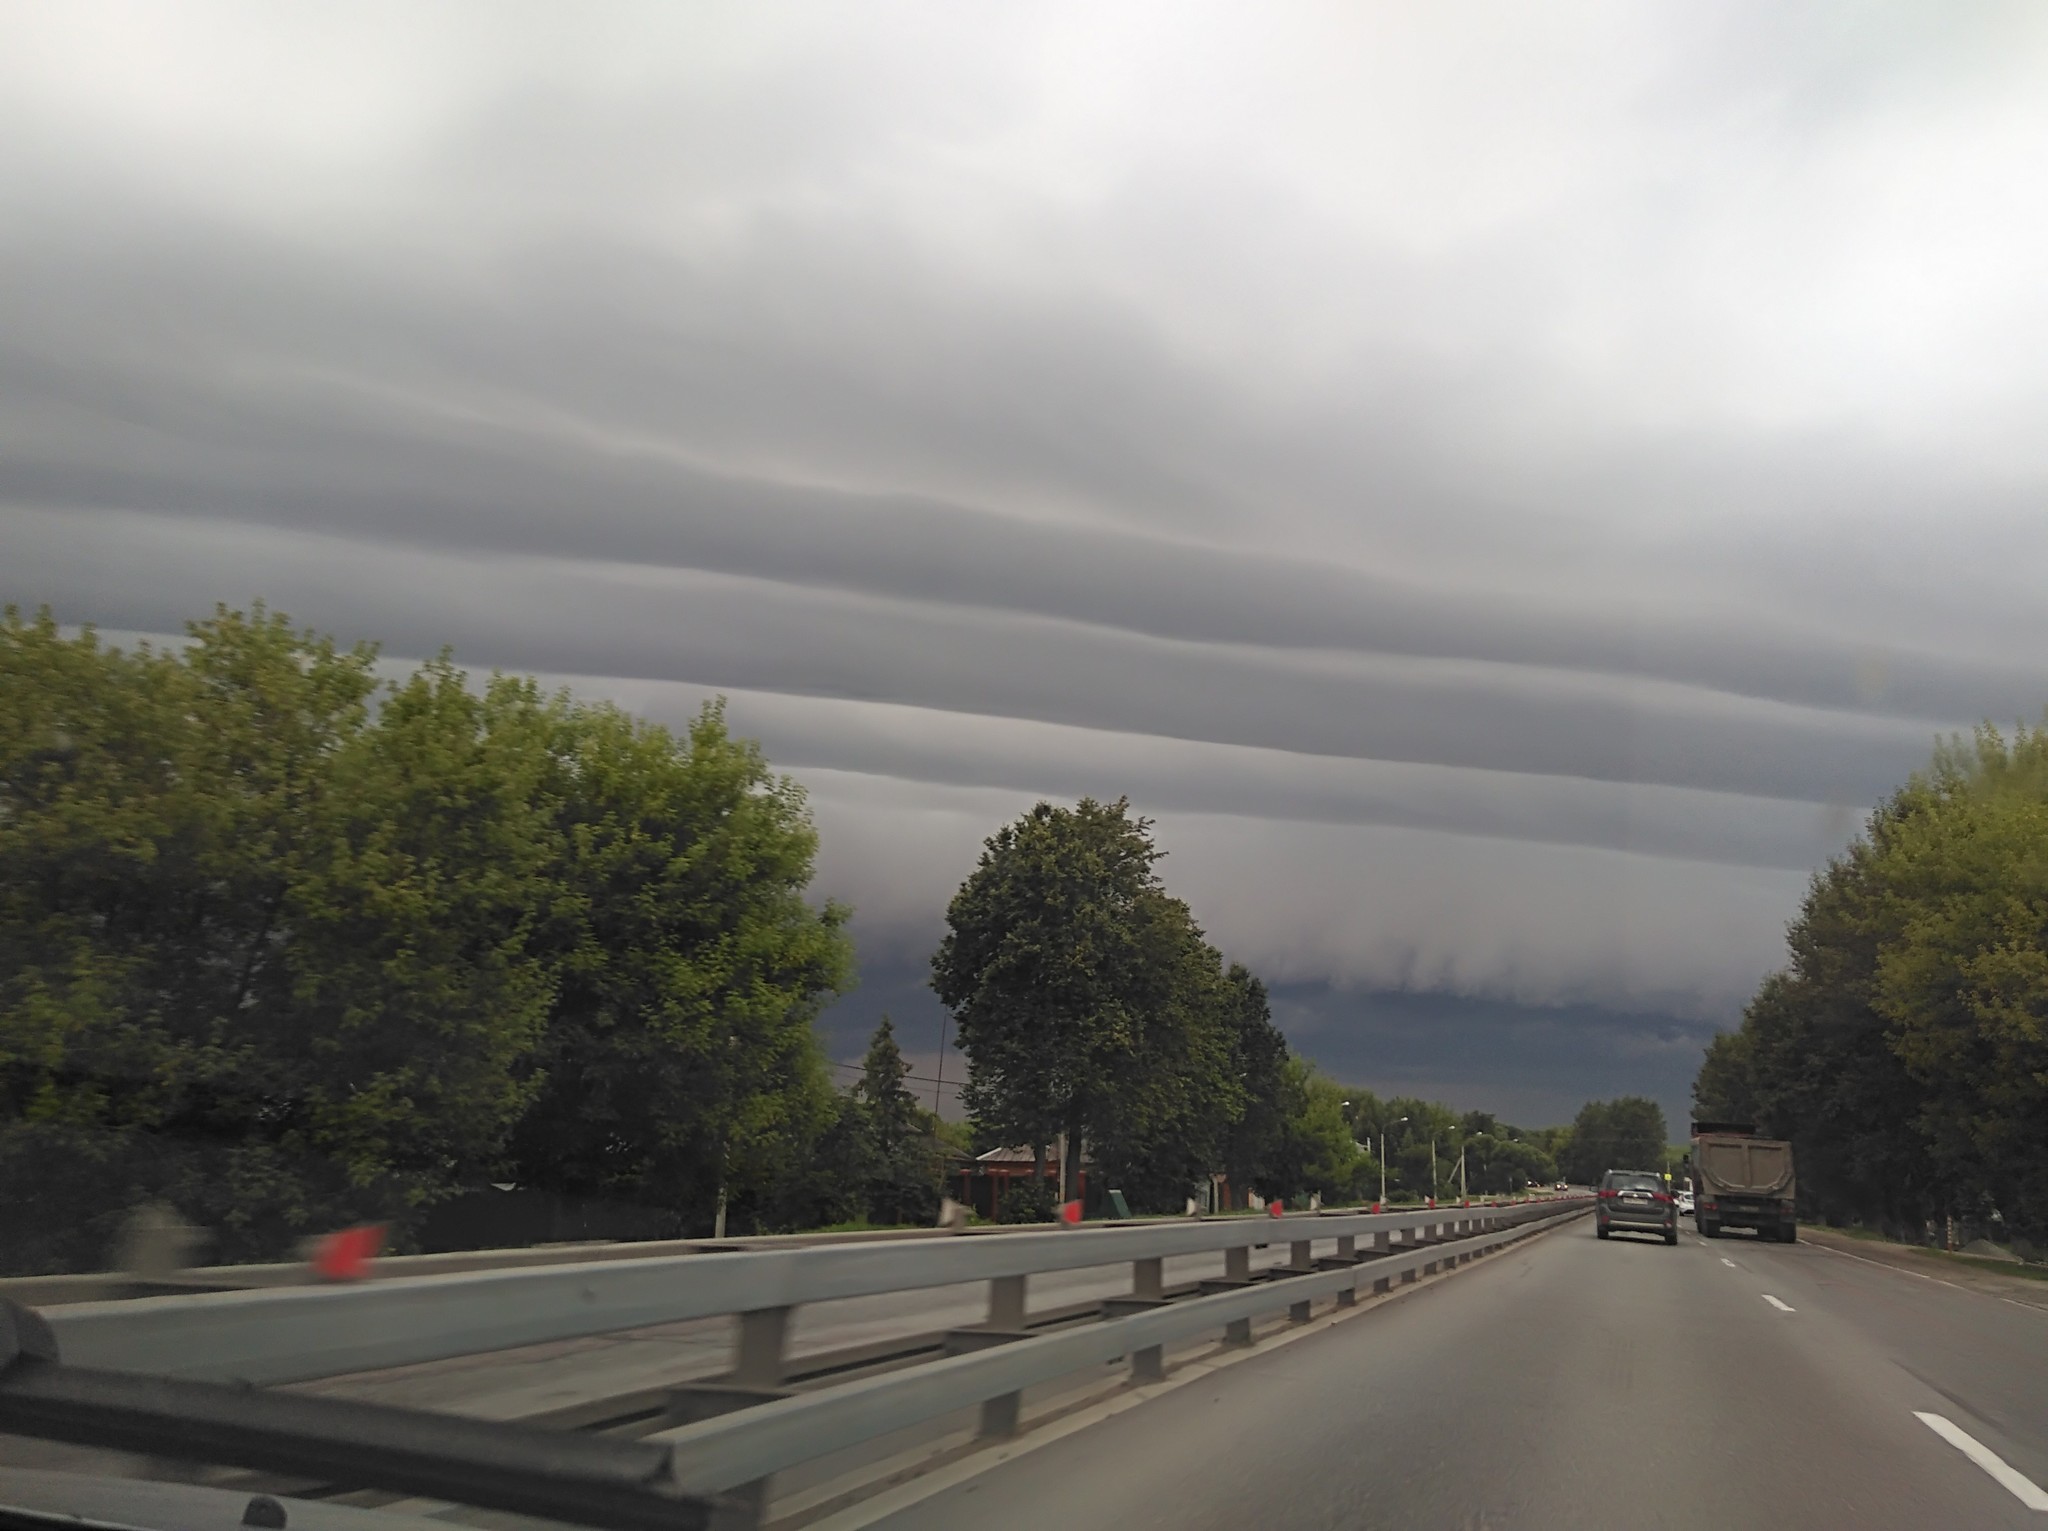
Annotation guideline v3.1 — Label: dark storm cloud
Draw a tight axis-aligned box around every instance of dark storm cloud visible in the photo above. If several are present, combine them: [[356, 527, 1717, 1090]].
[[5, 1, 2048, 1046], [4, 503, 1958, 808]]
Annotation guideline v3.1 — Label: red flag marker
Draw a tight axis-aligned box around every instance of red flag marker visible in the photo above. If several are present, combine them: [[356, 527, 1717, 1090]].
[[1370, 1201, 1381, 1214], [1059, 1199, 1082, 1225], [311, 1224, 385, 1281], [1267, 1199, 1284, 1218]]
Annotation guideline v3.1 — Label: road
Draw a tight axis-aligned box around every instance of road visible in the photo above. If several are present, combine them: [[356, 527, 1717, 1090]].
[[867, 1219, 2048, 1531]]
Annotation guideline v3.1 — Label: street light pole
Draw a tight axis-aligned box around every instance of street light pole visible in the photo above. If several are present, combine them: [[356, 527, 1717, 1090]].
[[1379, 1116, 1409, 1208]]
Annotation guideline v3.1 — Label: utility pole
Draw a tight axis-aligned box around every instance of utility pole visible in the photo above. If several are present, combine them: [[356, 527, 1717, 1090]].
[[932, 1012, 948, 1115], [1379, 1116, 1408, 1207], [1430, 1137, 1439, 1205], [1458, 1142, 1468, 1204], [713, 1138, 728, 1240]]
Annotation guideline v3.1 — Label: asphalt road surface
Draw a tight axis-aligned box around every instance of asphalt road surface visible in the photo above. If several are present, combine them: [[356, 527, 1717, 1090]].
[[869, 1218, 2048, 1531]]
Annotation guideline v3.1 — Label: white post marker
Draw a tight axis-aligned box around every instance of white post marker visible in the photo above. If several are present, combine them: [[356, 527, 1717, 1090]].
[[1915, 1412, 2048, 1511], [1762, 1294, 1795, 1312]]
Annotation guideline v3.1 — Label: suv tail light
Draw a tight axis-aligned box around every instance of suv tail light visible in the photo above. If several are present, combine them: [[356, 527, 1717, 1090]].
[[1598, 1188, 1618, 1199], [1652, 1191, 1674, 1204]]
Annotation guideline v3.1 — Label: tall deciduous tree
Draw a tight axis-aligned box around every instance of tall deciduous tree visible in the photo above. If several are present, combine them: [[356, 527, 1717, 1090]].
[[0, 606, 562, 1265], [931, 798, 1166, 1203], [504, 698, 852, 1235], [0, 604, 853, 1271], [1221, 964, 1290, 1196], [1559, 1098, 1667, 1184]]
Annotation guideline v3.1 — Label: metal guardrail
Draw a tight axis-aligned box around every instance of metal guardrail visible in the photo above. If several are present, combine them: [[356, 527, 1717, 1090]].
[[43, 1200, 1584, 1384], [659, 1207, 1581, 1496], [0, 1304, 721, 1531], [10, 1199, 1589, 1529]]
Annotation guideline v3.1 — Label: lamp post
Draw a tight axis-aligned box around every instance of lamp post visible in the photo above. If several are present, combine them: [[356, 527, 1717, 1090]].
[[1379, 1116, 1408, 1208]]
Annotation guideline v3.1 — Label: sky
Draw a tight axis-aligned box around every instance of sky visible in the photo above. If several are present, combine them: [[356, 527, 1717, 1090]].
[[5, 2, 2048, 1130]]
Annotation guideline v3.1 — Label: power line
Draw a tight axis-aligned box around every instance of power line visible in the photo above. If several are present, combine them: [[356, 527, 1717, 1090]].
[[828, 1059, 956, 1091]]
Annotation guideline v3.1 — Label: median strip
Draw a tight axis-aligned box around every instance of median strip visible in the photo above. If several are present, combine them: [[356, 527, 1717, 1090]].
[[1915, 1412, 2048, 1511]]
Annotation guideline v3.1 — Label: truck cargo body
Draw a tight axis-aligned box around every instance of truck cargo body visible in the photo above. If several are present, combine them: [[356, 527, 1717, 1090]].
[[1690, 1125, 1797, 1243]]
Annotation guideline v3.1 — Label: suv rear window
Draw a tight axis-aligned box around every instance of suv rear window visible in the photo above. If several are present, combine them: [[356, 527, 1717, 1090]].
[[1603, 1172, 1664, 1192]]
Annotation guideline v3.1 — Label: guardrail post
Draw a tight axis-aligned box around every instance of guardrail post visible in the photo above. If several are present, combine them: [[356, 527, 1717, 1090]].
[[1287, 1238, 1314, 1323], [1223, 1245, 1253, 1345], [1116, 1257, 1168, 1382], [1133, 1257, 1163, 1301], [978, 1275, 1027, 1438], [1372, 1229, 1394, 1294], [1333, 1234, 1359, 1306], [663, 1305, 792, 1527], [735, 1306, 790, 1388]]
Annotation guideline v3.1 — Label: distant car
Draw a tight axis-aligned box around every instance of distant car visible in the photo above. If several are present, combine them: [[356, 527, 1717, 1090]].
[[1677, 1189, 1695, 1215], [1555, 1181, 1568, 1191], [1596, 1169, 1678, 1245]]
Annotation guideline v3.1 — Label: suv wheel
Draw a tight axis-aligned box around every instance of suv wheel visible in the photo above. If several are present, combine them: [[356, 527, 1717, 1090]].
[[1596, 1223, 1610, 1240], [1664, 1227, 1678, 1246]]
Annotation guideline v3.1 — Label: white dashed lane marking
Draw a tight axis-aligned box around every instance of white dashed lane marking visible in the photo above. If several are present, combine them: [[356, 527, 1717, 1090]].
[[1762, 1294, 1795, 1312], [1916, 1412, 2048, 1511], [1721, 1257, 1736, 1268]]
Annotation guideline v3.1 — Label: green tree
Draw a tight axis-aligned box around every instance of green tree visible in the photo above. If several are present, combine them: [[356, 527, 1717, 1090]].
[[1264, 1059, 1367, 1204], [1691, 1028, 1758, 1125], [1220, 965, 1291, 1197], [1872, 726, 2048, 1245], [0, 603, 855, 1270], [1560, 1098, 1666, 1183], [1087, 891, 1244, 1211], [504, 698, 852, 1236], [1688, 774, 1964, 1238], [931, 797, 1169, 1202], [0, 606, 561, 1266], [852, 1017, 943, 1225]]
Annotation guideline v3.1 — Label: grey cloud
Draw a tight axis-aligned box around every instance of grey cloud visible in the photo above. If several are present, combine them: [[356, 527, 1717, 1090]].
[[525, 674, 1859, 873], [3, 194, 2045, 731], [2, 505, 1965, 809], [6, 3, 2048, 1052], [790, 769, 1802, 1019]]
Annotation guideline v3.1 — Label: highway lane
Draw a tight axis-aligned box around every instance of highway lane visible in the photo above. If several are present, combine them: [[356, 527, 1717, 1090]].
[[867, 1218, 2048, 1531]]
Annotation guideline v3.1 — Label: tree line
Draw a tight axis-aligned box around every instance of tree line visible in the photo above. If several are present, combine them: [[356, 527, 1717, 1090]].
[[0, 605, 862, 1271], [2, 603, 1653, 1271], [1693, 724, 2048, 1256]]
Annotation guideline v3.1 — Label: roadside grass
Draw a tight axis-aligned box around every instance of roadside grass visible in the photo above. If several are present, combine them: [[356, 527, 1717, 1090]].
[[1818, 1223, 2048, 1279]]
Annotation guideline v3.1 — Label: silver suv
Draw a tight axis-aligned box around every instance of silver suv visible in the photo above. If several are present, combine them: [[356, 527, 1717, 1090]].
[[1596, 1170, 1678, 1245]]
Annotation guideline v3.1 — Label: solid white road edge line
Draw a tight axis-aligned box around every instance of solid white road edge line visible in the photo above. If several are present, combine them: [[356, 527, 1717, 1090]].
[[1915, 1411, 2048, 1511], [1762, 1294, 1795, 1312]]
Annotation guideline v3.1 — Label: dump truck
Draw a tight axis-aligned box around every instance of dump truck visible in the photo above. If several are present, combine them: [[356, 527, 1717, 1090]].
[[1688, 1121, 1797, 1242]]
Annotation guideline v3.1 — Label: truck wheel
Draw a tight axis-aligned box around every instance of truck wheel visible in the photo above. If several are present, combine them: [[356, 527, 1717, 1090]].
[[1700, 1220, 1719, 1239], [1781, 1225, 1797, 1244]]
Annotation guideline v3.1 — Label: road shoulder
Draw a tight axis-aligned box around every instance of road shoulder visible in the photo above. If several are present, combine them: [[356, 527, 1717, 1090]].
[[1800, 1226, 2048, 1311]]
